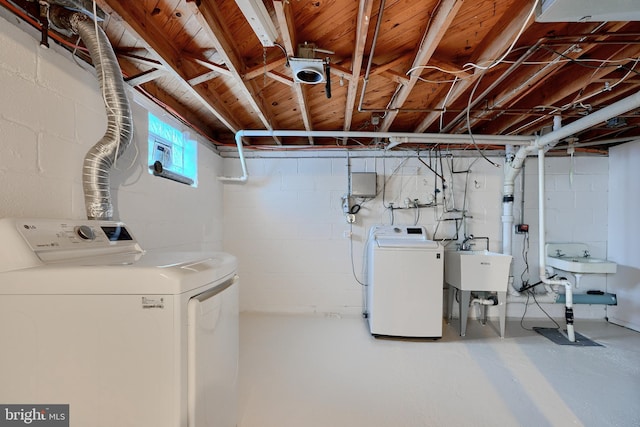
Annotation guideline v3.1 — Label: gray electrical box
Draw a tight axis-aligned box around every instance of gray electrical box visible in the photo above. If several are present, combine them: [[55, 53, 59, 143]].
[[350, 172, 377, 198]]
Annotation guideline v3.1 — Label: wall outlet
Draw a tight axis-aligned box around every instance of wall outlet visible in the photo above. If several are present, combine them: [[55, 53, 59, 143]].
[[341, 195, 350, 214]]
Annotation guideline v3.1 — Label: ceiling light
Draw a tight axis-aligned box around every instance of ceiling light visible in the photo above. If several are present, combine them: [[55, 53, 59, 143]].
[[234, 0, 278, 47], [289, 58, 326, 84]]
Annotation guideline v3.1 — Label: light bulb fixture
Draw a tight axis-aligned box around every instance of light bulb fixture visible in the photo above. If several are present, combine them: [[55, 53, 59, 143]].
[[234, 0, 278, 47], [289, 57, 326, 84]]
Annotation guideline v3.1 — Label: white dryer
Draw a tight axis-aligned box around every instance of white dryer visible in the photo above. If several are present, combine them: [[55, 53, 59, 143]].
[[366, 225, 443, 338], [0, 218, 239, 427]]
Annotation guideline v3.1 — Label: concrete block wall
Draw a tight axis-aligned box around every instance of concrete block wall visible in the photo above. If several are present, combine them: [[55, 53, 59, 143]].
[[508, 155, 610, 321], [0, 15, 224, 251], [224, 151, 610, 321], [0, 9, 618, 324]]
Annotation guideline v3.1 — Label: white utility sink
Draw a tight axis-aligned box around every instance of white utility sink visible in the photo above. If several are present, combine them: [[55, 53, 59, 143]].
[[545, 243, 617, 274], [444, 250, 512, 338], [444, 250, 513, 291]]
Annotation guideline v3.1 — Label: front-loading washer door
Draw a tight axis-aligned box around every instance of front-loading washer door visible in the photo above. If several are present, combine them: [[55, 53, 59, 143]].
[[187, 275, 239, 427]]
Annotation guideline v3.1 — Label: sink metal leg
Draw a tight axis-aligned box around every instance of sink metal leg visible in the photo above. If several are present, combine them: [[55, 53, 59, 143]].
[[459, 290, 471, 336], [447, 284, 455, 323], [497, 291, 506, 338]]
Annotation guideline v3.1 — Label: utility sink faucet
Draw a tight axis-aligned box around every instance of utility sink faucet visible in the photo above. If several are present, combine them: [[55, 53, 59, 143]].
[[555, 249, 565, 257], [461, 234, 475, 251], [583, 250, 590, 258]]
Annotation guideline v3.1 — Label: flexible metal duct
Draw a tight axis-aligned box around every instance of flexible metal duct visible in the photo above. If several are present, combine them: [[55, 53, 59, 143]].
[[50, 6, 133, 220]]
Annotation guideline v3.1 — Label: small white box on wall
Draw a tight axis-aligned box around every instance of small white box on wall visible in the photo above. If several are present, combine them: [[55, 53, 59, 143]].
[[350, 172, 377, 198]]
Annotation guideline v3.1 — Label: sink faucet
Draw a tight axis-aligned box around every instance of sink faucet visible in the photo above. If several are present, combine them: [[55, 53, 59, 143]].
[[461, 234, 475, 251], [583, 250, 590, 258], [555, 249, 565, 257]]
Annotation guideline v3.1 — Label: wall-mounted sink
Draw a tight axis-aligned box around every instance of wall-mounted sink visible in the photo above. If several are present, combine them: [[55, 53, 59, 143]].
[[444, 250, 513, 292], [545, 243, 617, 274]]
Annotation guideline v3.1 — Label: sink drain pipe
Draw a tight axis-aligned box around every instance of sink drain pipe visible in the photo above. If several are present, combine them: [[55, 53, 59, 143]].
[[503, 89, 640, 341]]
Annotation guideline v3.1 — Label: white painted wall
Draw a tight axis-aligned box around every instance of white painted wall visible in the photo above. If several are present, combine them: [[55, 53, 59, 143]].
[[0, 15, 224, 251], [508, 155, 611, 321], [607, 140, 640, 332], [0, 9, 623, 325], [223, 150, 611, 321]]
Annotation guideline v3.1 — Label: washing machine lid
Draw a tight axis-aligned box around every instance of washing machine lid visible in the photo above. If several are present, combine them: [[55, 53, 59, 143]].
[[369, 225, 440, 249], [374, 238, 440, 249], [0, 250, 237, 295], [0, 218, 237, 295]]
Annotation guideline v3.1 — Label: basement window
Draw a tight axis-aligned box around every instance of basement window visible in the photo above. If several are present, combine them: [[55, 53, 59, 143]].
[[147, 113, 198, 187]]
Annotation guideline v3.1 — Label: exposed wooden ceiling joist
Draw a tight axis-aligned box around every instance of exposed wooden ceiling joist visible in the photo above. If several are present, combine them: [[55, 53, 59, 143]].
[[274, 0, 313, 145], [414, 0, 538, 133], [342, 0, 374, 134], [379, 0, 465, 132], [95, 0, 243, 134], [3, 0, 635, 150]]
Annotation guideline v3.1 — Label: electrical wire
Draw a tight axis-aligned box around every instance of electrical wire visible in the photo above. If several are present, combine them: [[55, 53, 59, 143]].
[[464, 65, 500, 167], [463, 0, 539, 72], [407, 0, 539, 79], [408, 53, 640, 79], [520, 231, 530, 287], [507, 55, 640, 136], [519, 290, 561, 331], [348, 221, 366, 287], [439, 77, 460, 131]]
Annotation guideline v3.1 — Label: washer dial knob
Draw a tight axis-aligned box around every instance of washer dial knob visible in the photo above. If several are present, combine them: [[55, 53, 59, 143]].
[[75, 225, 95, 241]]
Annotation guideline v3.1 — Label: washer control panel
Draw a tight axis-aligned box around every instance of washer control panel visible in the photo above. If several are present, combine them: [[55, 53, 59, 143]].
[[370, 225, 428, 240], [11, 218, 142, 261]]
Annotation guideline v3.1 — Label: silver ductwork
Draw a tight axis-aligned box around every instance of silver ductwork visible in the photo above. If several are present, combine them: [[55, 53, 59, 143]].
[[50, 6, 133, 220]]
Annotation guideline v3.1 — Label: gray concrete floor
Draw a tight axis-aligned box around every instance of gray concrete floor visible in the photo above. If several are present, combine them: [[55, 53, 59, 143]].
[[239, 313, 640, 427]]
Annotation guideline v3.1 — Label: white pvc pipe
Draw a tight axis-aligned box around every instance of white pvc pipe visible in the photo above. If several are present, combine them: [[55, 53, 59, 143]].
[[536, 90, 640, 148], [538, 147, 575, 342], [218, 131, 249, 183], [224, 90, 640, 183], [501, 90, 640, 296], [471, 298, 496, 306], [219, 130, 534, 183]]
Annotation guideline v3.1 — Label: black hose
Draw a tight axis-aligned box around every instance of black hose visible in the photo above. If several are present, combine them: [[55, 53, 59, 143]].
[[325, 59, 331, 99]]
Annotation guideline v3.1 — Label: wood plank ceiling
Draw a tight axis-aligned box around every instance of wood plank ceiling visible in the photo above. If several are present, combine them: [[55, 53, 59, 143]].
[[4, 0, 640, 151]]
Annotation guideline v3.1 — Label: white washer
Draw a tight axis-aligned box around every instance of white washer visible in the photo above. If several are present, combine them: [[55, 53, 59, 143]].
[[0, 218, 239, 427], [366, 225, 443, 338]]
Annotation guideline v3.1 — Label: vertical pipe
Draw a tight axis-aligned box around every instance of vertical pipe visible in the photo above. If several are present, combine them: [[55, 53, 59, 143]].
[[218, 131, 248, 183], [501, 146, 518, 294], [538, 146, 575, 342], [502, 145, 516, 256]]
